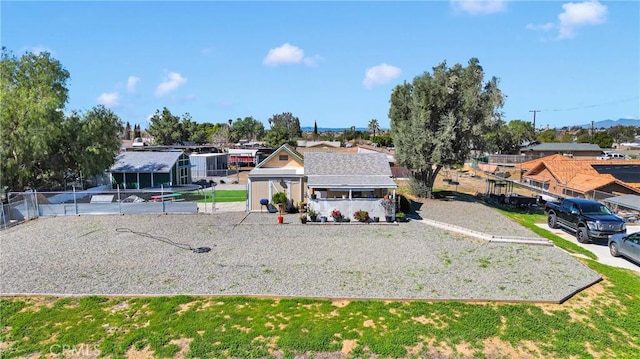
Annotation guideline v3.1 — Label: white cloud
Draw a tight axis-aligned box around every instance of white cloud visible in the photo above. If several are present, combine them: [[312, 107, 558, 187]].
[[450, 0, 507, 15], [155, 72, 187, 97], [263, 43, 305, 66], [526, 22, 554, 31], [363, 64, 402, 89], [302, 54, 324, 68], [127, 76, 140, 92], [558, 0, 607, 39], [96, 92, 120, 107]]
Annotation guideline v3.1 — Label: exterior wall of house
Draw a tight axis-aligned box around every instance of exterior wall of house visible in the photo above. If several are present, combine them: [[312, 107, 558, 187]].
[[249, 177, 305, 211], [260, 153, 302, 168], [307, 198, 394, 221]]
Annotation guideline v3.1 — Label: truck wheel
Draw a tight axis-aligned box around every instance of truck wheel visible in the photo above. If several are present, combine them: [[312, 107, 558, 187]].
[[547, 213, 558, 229], [609, 242, 620, 257], [577, 227, 590, 244]]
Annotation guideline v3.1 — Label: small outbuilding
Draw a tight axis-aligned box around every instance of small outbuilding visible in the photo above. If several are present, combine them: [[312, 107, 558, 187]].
[[110, 151, 192, 189], [247, 145, 305, 212]]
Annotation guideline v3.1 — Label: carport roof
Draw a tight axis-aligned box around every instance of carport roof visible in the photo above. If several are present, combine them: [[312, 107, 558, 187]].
[[111, 151, 184, 173], [603, 194, 640, 211]]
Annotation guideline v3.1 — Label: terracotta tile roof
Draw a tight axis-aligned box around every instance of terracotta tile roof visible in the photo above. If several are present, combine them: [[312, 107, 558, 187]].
[[521, 155, 640, 195]]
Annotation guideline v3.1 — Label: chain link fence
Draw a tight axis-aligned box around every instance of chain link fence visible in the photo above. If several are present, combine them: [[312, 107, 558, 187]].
[[1, 188, 202, 229]]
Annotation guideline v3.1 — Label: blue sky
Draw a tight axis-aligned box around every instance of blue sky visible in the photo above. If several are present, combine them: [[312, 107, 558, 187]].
[[2, 1, 639, 130]]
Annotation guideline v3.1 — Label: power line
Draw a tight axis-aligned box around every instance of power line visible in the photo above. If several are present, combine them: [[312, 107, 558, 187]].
[[540, 96, 639, 112]]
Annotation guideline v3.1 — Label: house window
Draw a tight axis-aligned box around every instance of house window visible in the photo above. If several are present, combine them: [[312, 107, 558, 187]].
[[279, 155, 288, 161]]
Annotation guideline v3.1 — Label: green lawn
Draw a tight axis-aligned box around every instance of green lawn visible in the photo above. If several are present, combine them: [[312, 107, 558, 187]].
[[2, 211, 639, 358], [180, 189, 246, 203]]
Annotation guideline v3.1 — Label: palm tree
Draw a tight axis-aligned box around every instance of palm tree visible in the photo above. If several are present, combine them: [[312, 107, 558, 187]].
[[368, 119, 380, 137]]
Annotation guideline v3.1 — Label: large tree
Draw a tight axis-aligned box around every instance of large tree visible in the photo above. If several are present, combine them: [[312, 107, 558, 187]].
[[389, 58, 504, 198], [265, 112, 302, 148], [230, 116, 265, 142], [46, 106, 123, 187], [483, 119, 535, 154], [1, 48, 70, 190], [146, 107, 182, 145]]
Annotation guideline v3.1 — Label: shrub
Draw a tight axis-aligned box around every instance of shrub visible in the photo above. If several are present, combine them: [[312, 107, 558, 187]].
[[353, 210, 369, 222], [271, 192, 287, 205]]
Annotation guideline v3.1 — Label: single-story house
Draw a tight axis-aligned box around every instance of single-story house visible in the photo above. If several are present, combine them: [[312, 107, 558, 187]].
[[519, 154, 640, 199], [304, 152, 397, 220], [110, 151, 192, 190], [519, 142, 603, 158], [247, 145, 305, 212]]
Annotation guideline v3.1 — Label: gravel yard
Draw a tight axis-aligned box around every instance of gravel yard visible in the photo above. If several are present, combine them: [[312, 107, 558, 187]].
[[0, 201, 600, 302]]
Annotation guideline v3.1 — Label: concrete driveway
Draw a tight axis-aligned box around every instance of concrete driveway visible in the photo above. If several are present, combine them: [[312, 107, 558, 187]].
[[536, 223, 640, 272]]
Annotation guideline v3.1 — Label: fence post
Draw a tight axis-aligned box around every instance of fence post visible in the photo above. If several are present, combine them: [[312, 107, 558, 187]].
[[24, 195, 30, 219], [73, 186, 78, 215], [117, 184, 121, 214], [161, 184, 165, 213], [34, 190, 39, 216]]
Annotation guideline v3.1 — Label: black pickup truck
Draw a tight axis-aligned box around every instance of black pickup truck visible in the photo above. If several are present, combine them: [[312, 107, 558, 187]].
[[544, 198, 626, 243]]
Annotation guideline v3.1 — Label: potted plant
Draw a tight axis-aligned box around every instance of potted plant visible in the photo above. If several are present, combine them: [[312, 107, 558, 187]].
[[353, 210, 369, 223], [395, 211, 407, 222], [272, 192, 287, 224], [331, 209, 343, 222], [307, 209, 318, 222], [299, 214, 308, 224]]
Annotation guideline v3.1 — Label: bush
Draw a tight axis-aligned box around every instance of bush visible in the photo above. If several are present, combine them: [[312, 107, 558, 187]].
[[271, 192, 287, 205]]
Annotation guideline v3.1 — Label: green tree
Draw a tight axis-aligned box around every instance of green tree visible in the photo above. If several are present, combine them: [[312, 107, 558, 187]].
[[264, 126, 297, 148], [231, 116, 265, 142], [575, 129, 591, 143], [313, 121, 318, 141], [368, 119, 380, 137], [69, 106, 123, 182], [1, 48, 70, 190], [607, 125, 637, 144], [537, 129, 558, 143], [592, 131, 614, 148], [147, 107, 182, 145], [123, 121, 132, 140], [389, 58, 504, 198], [265, 112, 302, 148], [484, 119, 535, 154]]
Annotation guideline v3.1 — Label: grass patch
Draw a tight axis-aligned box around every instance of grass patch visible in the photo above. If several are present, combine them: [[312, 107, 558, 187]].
[[180, 189, 246, 203], [3, 267, 639, 359]]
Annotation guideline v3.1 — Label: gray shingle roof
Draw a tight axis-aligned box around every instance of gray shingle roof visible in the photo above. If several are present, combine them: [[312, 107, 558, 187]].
[[305, 152, 396, 188], [603, 194, 640, 211], [111, 151, 184, 173]]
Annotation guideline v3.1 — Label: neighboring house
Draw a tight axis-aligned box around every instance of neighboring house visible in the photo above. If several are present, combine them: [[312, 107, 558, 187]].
[[296, 140, 341, 153], [110, 151, 192, 189], [520, 142, 603, 158], [304, 152, 397, 220], [519, 154, 640, 199], [247, 145, 305, 212]]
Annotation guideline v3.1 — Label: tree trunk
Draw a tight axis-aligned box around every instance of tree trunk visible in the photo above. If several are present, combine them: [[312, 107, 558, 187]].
[[418, 164, 442, 199]]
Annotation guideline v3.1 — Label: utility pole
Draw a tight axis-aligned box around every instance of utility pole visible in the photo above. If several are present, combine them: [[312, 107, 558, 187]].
[[529, 110, 540, 131]]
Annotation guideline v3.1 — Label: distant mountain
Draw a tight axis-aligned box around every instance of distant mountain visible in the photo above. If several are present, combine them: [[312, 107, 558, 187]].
[[574, 118, 640, 129]]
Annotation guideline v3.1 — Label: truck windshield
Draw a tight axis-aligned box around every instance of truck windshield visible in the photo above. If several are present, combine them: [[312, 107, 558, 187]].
[[580, 204, 612, 215]]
